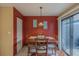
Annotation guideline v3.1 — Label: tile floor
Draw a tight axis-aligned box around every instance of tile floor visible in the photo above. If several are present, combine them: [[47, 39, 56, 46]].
[[16, 46, 28, 56]]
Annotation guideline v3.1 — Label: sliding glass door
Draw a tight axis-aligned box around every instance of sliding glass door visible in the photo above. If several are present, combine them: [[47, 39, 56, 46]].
[[61, 13, 79, 56]]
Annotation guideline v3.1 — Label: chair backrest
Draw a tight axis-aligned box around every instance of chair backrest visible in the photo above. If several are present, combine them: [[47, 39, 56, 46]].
[[28, 39, 36, 46]]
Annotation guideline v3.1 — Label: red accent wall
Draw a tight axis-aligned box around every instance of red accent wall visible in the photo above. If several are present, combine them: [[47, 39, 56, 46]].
[[23, 16, 58, 44], [13, 7, 58, 55], [13, 7, 24, 55]]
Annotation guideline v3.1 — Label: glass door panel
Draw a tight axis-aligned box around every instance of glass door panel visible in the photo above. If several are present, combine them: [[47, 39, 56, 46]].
[[73, 14, 79, 56], [61, 18, 70, 55]]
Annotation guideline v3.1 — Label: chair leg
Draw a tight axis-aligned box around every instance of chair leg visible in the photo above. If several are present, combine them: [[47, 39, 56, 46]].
[[28, 47, 30, 56]]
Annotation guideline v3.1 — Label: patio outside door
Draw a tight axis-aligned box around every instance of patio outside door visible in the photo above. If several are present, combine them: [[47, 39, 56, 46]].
[[17, 17, 22, 53]]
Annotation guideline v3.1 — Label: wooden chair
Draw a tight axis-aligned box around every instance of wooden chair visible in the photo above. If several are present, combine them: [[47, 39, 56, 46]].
[[36, 38, 48, 56], [28, 39, 37, 56], [52, 47, 65, 56]]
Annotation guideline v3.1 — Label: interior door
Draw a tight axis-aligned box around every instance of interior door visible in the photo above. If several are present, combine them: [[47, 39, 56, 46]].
[[17, 17, 22, 53]]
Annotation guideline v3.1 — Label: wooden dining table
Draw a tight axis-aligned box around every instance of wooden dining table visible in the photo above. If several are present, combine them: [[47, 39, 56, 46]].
[[27, 36, 58, 56], [28, 36, 58, 45]]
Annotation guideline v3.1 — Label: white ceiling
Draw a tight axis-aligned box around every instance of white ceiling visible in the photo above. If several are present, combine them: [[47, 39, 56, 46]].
[[0, 3, 75, 16]]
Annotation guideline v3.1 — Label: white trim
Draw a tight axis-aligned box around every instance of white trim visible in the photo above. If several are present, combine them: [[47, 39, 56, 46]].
[[58, 4, 79, 20], [58, 18, 62, 50]]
